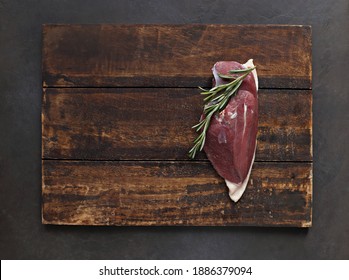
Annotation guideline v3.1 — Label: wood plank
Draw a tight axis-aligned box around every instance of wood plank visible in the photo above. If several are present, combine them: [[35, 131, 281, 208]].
[[42, 88, 312, 161], [42, 24, 312, 89], [42, 160, 312, 227]]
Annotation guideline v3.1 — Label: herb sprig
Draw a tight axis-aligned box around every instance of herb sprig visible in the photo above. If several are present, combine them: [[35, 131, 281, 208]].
[[188, 66, 256, 159]]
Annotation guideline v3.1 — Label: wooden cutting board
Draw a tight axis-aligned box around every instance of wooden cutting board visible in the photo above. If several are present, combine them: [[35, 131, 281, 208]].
[[42, 24, 312, 227]]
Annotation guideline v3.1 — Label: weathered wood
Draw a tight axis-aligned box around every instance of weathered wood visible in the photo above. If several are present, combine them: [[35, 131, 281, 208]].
[[42, 24, 312, 89], [42, 160, 312, 227], [42, 88, 312, 161], [41, 24, 313, 227]]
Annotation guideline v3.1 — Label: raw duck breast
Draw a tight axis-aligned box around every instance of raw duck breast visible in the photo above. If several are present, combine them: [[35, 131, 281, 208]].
[[204, 59, 258, 202]]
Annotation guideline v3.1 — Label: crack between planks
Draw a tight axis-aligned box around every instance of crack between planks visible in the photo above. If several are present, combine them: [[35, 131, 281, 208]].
[[42, 158, 313, 163], [42, 86, 312, 90]]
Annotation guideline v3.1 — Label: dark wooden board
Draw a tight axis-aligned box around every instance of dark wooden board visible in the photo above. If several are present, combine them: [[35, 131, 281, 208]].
[[42, 24, 312, 89], [42, 88, 312, 161], [42, 24, 313, 227], [42, 161, 312, 227]]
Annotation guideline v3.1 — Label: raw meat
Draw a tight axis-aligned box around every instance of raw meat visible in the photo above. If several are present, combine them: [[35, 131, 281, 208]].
[[203, 59, 258, 202]]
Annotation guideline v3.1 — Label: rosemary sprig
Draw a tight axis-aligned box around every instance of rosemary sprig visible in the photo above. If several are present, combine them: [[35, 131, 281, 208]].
[[188, 66, 256, 159]]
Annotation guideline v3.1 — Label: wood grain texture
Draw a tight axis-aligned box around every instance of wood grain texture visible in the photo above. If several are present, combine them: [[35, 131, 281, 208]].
[[43, 160, 312, 227], [42, 160, 312, 227], [42, 88, 312, 161], [42, 24, 312, 89], [42, 24, 313, 227]]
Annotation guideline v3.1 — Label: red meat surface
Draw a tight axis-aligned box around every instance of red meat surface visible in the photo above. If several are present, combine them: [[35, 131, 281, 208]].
[[203, 59, 258, 202]]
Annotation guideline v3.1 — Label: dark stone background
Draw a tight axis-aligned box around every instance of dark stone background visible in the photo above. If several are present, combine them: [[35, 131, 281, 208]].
[[1, 0, 348, 259]]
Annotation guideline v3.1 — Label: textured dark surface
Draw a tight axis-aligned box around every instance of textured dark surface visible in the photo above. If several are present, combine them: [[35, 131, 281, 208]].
[[41, 25, 312, 227], [42, 24, 312, 88], [0, 0, 348, 259], [42, 161, 312, 227], [42, 88, 312, 161]]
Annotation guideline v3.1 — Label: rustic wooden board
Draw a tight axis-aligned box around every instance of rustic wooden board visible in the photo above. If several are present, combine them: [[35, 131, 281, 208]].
[[42, 161, 312, 227], [42, 24, 312, 89], [42, 88, 312, 161], [42, 24, 313, 227]]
